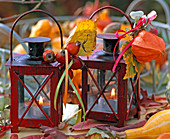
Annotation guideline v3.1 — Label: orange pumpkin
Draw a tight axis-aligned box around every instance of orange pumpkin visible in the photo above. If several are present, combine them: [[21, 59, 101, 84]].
[[49, 23, 64, 40], [29, 19, 53, 38], [97, 9, 112, 31], [132, 30, 165, 63], [13, 43, 27, 54], [51, 36, 67, 54]]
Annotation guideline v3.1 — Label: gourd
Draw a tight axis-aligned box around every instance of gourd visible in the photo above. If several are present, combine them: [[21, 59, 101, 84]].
[[118, 110, 170, 139], [132, 30, 165, 63]]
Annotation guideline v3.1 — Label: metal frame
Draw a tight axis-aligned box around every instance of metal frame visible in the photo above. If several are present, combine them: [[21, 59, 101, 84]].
[[8, 64, 60, 133], [81, 56, 140, 127]]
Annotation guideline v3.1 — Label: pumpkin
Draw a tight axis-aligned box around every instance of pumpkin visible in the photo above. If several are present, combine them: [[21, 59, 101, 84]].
[[49, 23, 64, 40], [29, 19, 53, 38], [97, 9, 112, 31], [132, 30, 165, 63], [117, 110, 170, 139], [13, 43, 27, 54], [51, 36, 67, 54]]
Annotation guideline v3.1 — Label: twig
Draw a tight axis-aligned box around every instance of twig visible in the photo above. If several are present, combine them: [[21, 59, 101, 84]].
[[0, 0, 55, 4], [0, 1, 42, 22]]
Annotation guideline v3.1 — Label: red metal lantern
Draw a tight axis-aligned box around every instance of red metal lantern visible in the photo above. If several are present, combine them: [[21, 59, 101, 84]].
[[5, 10, 63, 133], [81, 33, 140, 127]]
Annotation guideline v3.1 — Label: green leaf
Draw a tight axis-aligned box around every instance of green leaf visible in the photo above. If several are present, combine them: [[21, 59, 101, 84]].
[[68, 76, 85, 124], [87, 128, 110, 138], [54, 60, 73, 110]]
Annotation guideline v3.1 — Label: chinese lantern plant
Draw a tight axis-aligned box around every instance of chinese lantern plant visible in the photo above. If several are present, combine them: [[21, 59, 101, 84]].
[[112, 10, 165, 80], [132, 30, 165, 63]]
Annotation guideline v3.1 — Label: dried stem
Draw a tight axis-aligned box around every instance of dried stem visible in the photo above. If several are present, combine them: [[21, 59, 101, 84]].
[[0, 0, 54, 22], [0, 0, 55, 4]]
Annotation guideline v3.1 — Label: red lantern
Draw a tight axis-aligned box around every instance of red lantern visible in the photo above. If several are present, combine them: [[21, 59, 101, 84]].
[[81, 33, 140, 127], [5, 10, 63, 133]]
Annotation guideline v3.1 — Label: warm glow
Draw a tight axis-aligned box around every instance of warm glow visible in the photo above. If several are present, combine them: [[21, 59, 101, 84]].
[[39, 96, 43, 106], [111, 88, 115, 97]]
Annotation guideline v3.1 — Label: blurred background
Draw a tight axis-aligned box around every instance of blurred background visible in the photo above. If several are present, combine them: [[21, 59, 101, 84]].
[[0, 0, 169, 23]]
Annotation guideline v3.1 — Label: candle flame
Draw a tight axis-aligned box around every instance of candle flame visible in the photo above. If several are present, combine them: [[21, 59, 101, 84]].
[[39, 96, 43, 106], [111, 88, 115, 97]]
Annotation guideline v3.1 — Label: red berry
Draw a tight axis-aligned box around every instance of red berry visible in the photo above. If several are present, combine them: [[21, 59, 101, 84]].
[[56, 49, 71, 64], [43, 49, 55, 63], [71, 56, 83, 70], [66, 41, 81, 55]]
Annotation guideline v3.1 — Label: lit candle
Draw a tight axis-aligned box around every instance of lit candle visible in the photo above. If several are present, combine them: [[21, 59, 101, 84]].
[[39, 96, 43, 106], [25, 96, 50, 118], [111, 88, 117, 99]]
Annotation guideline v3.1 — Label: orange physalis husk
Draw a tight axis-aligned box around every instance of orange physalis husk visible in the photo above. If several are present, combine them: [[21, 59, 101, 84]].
[[132, 30, 165, 63]]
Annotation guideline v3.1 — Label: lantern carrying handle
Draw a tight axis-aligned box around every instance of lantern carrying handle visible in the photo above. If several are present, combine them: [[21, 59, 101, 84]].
[[89, 5, 133, 29], [10, 9, 63, 62]]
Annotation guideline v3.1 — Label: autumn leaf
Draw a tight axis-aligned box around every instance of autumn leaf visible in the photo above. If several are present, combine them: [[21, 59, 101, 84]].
[[64, 19, 97, 56], [121, 41, 143, 79], [87, 128, 111, 138], [70, 120, 107, 131]]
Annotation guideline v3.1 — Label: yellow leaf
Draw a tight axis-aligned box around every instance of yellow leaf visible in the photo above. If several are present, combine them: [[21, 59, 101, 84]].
[[124, 64, 136, 79], [133, 59, 143, 73], [64, 19, 97, 56], [121, 41, 143, 79]]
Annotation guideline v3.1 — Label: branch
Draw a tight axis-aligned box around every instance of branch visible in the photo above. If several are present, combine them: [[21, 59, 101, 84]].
[[0, 0, 55, 4], [0, 1, 43, 22]]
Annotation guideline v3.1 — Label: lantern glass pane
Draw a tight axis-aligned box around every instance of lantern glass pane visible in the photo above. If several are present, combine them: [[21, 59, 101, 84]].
[[87, 69, 118, 113], [18, 75, 51, 119], [86, 69, 138, 114]]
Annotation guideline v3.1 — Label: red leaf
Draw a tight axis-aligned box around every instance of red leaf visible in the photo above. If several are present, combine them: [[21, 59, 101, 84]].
[[96, 120, 146, 132], [40, 125, 86, 139], [70, 120, 107, 131], [140, 88, 168, 107], [40, 126, 68, 139], [0, 124, 12, 137], [21, 135, 50, 139]]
